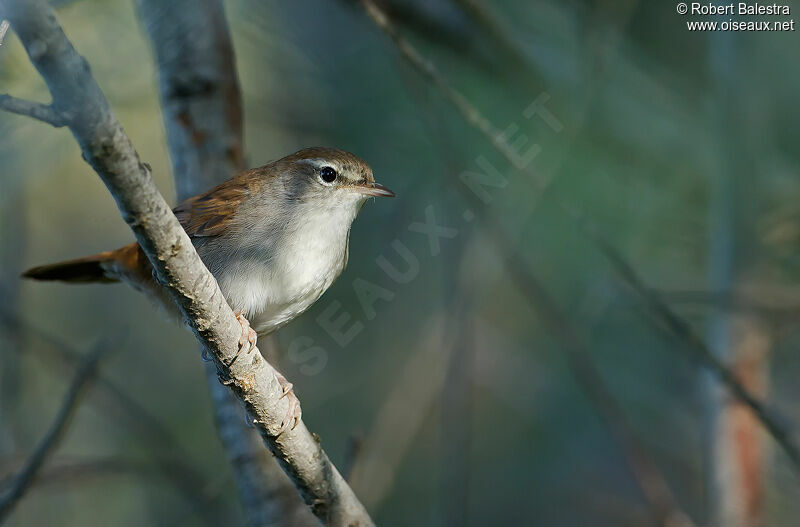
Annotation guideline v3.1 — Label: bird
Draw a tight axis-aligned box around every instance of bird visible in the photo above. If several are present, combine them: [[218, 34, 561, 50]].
[[22, 147, 395, 431]]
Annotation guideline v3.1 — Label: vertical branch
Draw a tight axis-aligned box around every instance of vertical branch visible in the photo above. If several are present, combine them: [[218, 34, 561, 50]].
[[705, 31, 768, 527], [719, 320, 770, 527], [136, 0, 244, 195], [135, 1, 315, 525]]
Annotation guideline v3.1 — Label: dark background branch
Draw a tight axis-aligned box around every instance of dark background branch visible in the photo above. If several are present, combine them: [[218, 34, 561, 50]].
[[0, 341, 111, 522]]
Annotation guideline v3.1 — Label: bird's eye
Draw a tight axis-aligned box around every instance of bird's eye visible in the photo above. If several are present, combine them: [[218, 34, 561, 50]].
[[319, 166, 337, 184]]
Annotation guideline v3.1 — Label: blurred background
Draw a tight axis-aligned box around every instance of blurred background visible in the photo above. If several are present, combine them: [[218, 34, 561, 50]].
[[2, 0, 800, 525]]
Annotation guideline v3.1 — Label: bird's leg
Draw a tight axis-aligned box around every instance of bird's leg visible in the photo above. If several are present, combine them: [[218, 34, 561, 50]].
[[234, 312, 301, 435]]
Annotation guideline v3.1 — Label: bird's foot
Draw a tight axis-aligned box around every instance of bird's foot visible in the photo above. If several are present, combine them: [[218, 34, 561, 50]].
[[234, 311, 300, 435], [272, 368, 302, 435], [235, 311, 258, 354]]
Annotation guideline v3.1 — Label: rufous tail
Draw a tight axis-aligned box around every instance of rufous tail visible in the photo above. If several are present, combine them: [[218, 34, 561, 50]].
[[22, 250, 126, 284]]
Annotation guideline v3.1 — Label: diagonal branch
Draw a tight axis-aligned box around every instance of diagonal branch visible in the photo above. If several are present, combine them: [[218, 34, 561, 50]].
[[582, 221, 800, 470], [0, 341, 111, 522], [134, 1, 315, 524], [0, 94, 66, 127], [413, 104, 695, 525], [495, 227, 695, 527], [0, 312, 226, 524], [0, 0, 373, 524], [356, 0, 800, 479], [452, 0, 544, 83]]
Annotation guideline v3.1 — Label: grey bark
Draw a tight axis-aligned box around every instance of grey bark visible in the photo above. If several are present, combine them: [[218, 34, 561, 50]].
[[0, 93, 65, 126], [135, 1, 316, 524], [134, 0, 244, 198], [0, 1, 373, 524]]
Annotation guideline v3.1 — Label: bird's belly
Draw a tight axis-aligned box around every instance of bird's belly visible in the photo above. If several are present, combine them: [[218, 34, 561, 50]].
[[217, 256, 343, 335], [248, 292, 324, 335]]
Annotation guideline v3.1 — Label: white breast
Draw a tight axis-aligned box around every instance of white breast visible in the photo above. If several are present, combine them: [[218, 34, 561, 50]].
[[211, 197, 358, 335]]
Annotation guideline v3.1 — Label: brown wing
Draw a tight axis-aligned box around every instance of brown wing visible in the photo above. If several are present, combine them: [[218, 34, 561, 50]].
[[173, 176, 251, 238]]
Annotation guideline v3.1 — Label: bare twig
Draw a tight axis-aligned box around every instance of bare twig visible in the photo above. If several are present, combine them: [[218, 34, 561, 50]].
[[0, 94, 65, 126], [0, 341, 110, 522], [1, 455, 170, 491], [656, 289, 800, 321], [496, 230, 695, 527], [0, 0, 372, 524], [451, 0, 543, 82], [359, 0, 538, 175], [582, 222, 800, 472], [356, 0, 800, 480], [0, 312, 225, 524]]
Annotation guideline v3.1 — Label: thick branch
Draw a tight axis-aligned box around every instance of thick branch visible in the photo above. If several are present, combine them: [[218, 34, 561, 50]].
[[135, 0, 244, 197], [135, 1, 315, 524], [0, 1, 372, 524]]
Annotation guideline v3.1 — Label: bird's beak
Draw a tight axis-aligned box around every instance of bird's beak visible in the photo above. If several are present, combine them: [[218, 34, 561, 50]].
[[351, 181, 395, 198]]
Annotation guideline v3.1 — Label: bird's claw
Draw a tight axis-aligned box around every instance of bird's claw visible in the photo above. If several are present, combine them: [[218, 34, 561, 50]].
[[235, 311, 257, 354], [273, 369, 302, 435], [233, 311, 301, 435]]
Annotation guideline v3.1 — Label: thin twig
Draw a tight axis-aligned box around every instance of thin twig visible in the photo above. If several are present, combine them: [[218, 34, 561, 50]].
[[0, 312, 226, 524], [0, 94, 65, 126], [356, 0, 800, 479], [359, 0, 539, 175], [0, 455, 164, 490], [581, 220, 800, 471], [496, 228, 696, 527], [0, 341, 110, 522], [452, 0, 543, 80], [656, 289, 800, 320]]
